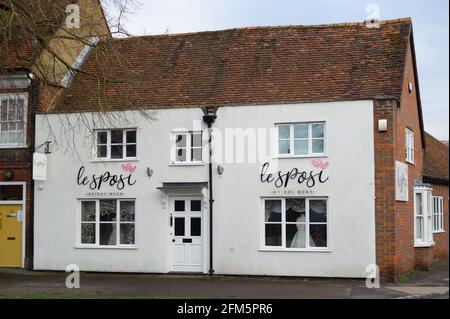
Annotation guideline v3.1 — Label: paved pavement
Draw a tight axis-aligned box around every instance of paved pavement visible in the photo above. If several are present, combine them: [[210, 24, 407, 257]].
[[0, 262, 448, 299]]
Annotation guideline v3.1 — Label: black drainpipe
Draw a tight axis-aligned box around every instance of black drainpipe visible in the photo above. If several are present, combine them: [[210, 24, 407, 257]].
[[28, 77, 38, 270], [203, 108, 217, 276]]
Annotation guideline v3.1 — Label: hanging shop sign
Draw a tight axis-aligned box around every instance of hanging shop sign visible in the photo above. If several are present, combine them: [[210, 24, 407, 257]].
[[33, 153, 48, 181]]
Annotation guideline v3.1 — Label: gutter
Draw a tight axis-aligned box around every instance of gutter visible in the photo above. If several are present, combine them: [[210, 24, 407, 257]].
[[202, 108, 217, 276]]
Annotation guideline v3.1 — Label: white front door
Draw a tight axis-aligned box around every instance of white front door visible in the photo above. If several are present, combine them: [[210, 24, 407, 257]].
[[169, 197, 204, 273]]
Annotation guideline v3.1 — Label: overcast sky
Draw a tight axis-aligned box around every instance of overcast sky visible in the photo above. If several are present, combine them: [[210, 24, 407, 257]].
[[118, 0, 449, 140]]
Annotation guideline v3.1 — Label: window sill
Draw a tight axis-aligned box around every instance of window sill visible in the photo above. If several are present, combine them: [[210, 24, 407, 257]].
[[0, 145, 28, 149], [414, 242, 435, 248], [433, 231, 446, 234], [406, 161, 415, 166], [170, 163, 205, 167], [75, 245, 138, 250], [90, 159, 139, 163], [259, 248, 332, 253], [274, 154, 329, 160]]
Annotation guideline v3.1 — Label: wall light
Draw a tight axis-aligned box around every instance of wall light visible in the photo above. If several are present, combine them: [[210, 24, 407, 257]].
[[217, 166, 224, 176], [147, 168, 154, 177]]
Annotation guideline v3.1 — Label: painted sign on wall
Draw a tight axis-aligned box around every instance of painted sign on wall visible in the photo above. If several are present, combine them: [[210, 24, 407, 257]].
[[77, 164, 137, 191], [395, 161, 409, 202], [260, 161, 330, 189]]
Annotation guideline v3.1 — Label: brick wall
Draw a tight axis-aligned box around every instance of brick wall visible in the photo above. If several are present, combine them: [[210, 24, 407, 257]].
[[432, 183, 449, 261], [374, 34, 429, 281], [0, 86, 33, 269]]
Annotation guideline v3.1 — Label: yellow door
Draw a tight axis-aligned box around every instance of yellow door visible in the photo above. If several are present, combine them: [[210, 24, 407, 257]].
[[0, 205, 23, 268]]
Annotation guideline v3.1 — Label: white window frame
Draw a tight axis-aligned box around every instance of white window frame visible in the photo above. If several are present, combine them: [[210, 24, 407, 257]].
[[77, 199, 136, 249], [405, 128, 415, 164], [0, 93, 28, 149], [414, 186, 434, 247], [432, 196, 445, 233], [172, 131, 203, 165], [93, 129, 137, 161], [261, 197, 329, 252], [275, 122, 326, 158]]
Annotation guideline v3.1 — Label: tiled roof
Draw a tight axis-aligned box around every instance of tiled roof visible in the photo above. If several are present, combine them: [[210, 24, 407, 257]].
[[424, 132, 449, 182], [48, 18, 413, 112]]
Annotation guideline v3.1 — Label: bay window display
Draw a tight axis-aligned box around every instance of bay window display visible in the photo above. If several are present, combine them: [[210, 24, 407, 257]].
[[414, 186, 434, 247], [263, 198, 328, 250], [79, 199, 135, 247]]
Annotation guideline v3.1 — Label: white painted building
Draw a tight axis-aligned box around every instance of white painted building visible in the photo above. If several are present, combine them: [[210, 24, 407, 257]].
[[34, 100, 376, 278]]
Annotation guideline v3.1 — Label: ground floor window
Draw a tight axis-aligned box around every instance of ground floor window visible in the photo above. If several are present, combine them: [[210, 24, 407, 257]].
[[263, 198, 328, 250], [432, 196, 444, 233], [79, 199, 135, 247], [414, 186, 434, 247]]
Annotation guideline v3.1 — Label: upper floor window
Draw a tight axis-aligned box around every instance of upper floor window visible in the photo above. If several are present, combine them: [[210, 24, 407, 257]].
[[95, 129, 137, 160], [432, 196, 444, 233], [173, 131, 203, 164], [277, 122, 326, 157], [0, 95, 27, 148], [405, 128, 415, 164]]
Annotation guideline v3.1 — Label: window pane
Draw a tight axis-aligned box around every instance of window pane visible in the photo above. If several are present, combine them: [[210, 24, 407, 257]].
[[97, 131, 107, 144], [310, 224, 327, 248], [0, 185, 23, 200], [310, 200, 327, 222], [265, 200, 282, 222], [191, 200, 202, 212], [312, 139, 324, 153], [312, 123, 325, 138], [176, 134, 187, 147], [126, 130, 137, 144], [265, 224, 282, 247], [176, 148, 186, 162], [120, 201, 135, 222], [416, 217, 423, 239], [81, 201, 96, 222], [81, 223, 96, 244], [192, 148, 202, 162], [0, 100, 6, 121], [126, 144, 137, 158], [294, 140, 308, 155], [174, 218, 185, 236], [100, 200, 117, 221], [415, 193, 423, 216], [286, 199, 306, 222], [191, 218, 202, 237], [111, 145, 123, 159], [100, 223, 116, 245], [286, 224, 306, 248], [175, 200, 185, 212], [111, 130, 123, 144], [278, 125, 290, 139], [294, 123, 308, 139], [120, 224, 135, 245], [279, 140, 290, 155], [97, 145, 107, 158], [192, 133, 202, 148]]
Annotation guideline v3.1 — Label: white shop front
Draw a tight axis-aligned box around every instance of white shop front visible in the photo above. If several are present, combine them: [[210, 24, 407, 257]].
[[34, 100, 376, 278]]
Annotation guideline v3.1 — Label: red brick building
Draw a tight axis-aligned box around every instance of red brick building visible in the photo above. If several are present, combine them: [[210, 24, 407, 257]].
[[423, 133, 449, 263], [0, 0, 108, 269]]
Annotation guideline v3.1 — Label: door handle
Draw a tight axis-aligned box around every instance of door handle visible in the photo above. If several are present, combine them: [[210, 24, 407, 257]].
[[170, 214, 173, 227]]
